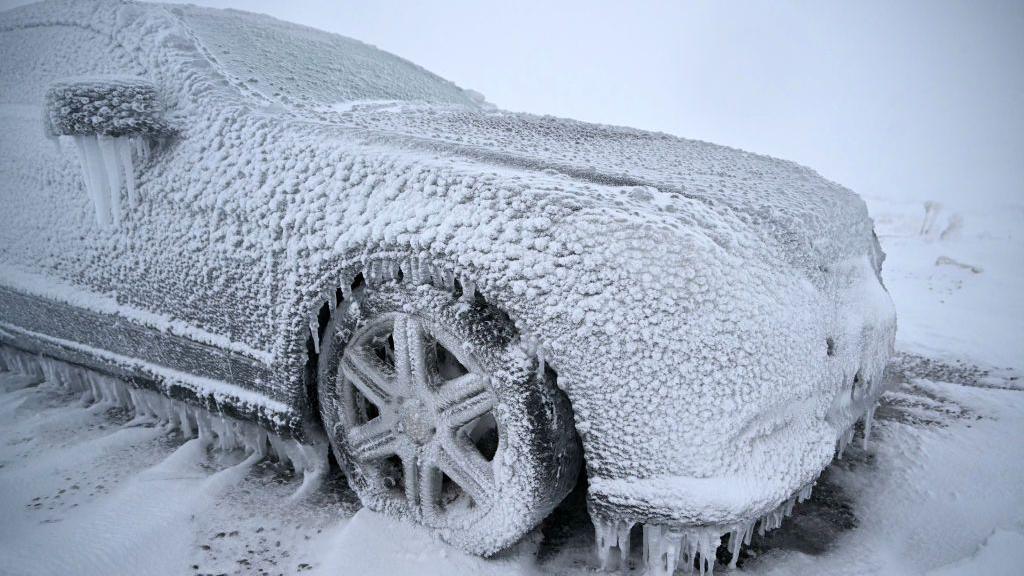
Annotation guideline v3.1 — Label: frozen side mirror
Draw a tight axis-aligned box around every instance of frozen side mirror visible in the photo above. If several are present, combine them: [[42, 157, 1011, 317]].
[[44, 77, 175, 227]]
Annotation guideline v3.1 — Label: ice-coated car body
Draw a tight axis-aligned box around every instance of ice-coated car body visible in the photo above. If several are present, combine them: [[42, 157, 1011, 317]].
[[0, 0, 895, 557]]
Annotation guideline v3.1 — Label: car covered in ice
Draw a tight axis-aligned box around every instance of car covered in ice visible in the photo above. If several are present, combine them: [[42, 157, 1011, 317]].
[[0, 1, 895, 570]]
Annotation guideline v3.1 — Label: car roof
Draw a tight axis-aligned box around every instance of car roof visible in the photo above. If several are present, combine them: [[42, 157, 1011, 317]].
[[0, 0, 480, 111], [165, 3, 479, 110]]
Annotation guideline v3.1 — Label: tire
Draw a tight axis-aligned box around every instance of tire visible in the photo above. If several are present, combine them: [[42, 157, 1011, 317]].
[[317, 276, 580, 555]]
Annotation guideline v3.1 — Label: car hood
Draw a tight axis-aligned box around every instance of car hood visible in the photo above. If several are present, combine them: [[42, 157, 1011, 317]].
[[306, 102, 880, 277]]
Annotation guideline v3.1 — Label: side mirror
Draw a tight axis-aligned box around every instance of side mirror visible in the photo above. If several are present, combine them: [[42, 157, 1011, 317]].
[[45, 77, 174, 226]]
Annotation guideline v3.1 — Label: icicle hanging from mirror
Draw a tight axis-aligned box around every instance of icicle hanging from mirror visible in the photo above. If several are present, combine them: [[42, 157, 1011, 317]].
[[66, 134, 140, 226], [45, 77, 173, 227]]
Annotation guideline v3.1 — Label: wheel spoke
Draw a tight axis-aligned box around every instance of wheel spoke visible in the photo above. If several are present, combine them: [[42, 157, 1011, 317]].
[[419, 456, 442, 518], [403, 450, 422, 512], [341, 350, 393, 407], [436, 439, 494, 504], [347, 418, 398, 462], [393, 315, 430, 394], [436, 374, 493, 427], [334, 309, 511, 520]]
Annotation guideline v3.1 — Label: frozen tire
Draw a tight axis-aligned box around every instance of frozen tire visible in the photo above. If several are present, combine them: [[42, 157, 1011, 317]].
[[318, 278, 580, 555]]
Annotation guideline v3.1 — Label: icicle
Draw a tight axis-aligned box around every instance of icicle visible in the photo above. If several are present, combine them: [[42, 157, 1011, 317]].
[[411, 258, 422, 284], [110, 379, 127, 406], [117, 136, 137, 208], [642, 525, 681, 576], [388, 260, 401, 283], [212, 417, 233, 451], [97, 135, 123, 226], [72, 135, 111, 225], [93, 376, 111, 406], [460, 276, 476, 303], [340, 277, 353, 300], [62, 366, 79, 390], [251, 428, 269, 457], [126, 389, 145, 421], [399, 259, 411, 284], [35, 358, 52, 381], [402, 257, 413, 284], [309, 317, 320, 354], [420, 260, 430, 285], [84, 135, 113, 225], [289, 440, 327, 500], [862, 404, 876, 449], [837, 426, 855, 459], [267, 434, 292, 470], [136, 136, 151, 162], [520, 333, 538, 357], [726, 524, 752, 569], [196, 411, 213, 443], [178, 405, 194, 438], [406, 257, 419, 284], [797, 482, 814, 503], [536, 345, 546, 380], [328, 289, 338, 312], [594, 516, 634, 570], [85, 378, 100, 404], [421, 262, 431, 285]]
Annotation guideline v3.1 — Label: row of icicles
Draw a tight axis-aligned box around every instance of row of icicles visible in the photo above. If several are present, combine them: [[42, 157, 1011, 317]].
[[307, 257, 553, 381], [0, 345, 327, 500], [593, 409, 875, 575]]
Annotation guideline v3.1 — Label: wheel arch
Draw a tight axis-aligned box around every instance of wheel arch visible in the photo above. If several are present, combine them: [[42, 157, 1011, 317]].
[[284, 250, 581, 462], [288, 250, 584, 554]]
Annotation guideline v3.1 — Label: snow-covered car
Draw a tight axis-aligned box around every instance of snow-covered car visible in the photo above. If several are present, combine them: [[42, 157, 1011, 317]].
[[0, 1, 895, 570]]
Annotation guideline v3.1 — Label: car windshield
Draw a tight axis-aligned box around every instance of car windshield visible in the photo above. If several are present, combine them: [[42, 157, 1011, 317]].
[[174, 5, 477, 108]]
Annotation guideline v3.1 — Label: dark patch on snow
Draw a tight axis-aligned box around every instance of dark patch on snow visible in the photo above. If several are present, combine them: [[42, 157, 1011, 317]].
[[891, 351, 1021, 391]]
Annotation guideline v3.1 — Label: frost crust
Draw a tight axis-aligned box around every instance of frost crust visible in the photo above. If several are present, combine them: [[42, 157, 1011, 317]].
[[44, 77, 171, 138], [0, 0, 897, 562]]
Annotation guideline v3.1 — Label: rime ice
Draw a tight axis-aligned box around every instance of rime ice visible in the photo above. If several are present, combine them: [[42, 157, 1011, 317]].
[[0, 0, 896, 569]]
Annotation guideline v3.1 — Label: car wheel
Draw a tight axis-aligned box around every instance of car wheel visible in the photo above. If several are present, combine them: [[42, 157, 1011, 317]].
[[317, 276, 580, 555]]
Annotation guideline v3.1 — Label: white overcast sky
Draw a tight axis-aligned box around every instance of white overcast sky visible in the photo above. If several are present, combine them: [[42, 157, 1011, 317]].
[[5, 0, 1022, 205]]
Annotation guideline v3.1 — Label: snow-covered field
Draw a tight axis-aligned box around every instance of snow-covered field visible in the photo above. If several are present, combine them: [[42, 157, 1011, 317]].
[[0, 197, 1020, 576]]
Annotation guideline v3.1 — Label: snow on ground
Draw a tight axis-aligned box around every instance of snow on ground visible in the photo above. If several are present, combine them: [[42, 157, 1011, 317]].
[[0, 197, 1020, 575], [864, 195, 1023, 374]]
